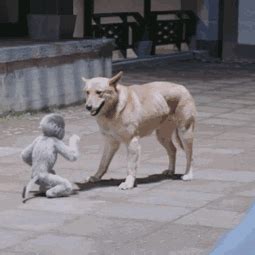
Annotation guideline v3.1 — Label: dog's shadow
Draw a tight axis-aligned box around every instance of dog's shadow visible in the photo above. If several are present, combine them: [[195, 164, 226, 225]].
[[23, 173, 182, 202], [75, 173, 183, 192]]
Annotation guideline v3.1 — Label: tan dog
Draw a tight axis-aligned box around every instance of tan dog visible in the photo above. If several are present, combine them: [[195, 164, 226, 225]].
[[82, 71, 196, 189]]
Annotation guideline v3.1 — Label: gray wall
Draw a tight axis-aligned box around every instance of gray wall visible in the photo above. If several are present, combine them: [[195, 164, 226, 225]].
[[238, 0, 255, 45], [0, 39, 113, 116]]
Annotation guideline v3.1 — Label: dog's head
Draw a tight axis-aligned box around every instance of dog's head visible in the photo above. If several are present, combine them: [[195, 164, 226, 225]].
[[82, 71, 123, 117]]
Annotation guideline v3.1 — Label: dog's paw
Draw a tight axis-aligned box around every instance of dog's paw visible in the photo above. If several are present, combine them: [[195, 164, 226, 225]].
[[162, 169, 175, 176], [119, 175, 136, 190], [181, 173, 193, 181], [86, 176, 100, 183]]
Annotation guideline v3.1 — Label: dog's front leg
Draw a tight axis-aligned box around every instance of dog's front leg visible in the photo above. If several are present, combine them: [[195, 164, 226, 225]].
[[119, 136, 141, 190], [86, 136, 120, 183]]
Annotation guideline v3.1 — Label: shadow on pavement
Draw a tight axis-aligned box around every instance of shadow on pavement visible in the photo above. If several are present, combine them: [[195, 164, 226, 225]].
[[75, 173, 183, 191]]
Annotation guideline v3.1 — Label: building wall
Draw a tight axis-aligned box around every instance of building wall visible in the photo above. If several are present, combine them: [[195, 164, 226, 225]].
[[73, 0, 225, 58], [238, 0, 255, 45], [6, 0, 19, 23], [94, 0, 180, 13], [221, 0, 255, 61], [74, 0, 181, 38], [0, 0, 18, 23], [196, 0, 219, 41], [192, 0, 220, 57]]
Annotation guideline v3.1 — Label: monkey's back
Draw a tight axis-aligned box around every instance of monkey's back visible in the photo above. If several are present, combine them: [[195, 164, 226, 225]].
[[31, 136, 57, 176]]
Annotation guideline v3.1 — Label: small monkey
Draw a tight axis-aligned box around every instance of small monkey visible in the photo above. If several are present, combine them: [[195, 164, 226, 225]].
[[21, 113, 80, 202]]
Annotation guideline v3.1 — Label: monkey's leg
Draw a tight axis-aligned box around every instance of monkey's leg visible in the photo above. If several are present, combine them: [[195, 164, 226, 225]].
[[39, 183, 51, 194], [39, 169, 57, 193], [43, 174, 73, 198]]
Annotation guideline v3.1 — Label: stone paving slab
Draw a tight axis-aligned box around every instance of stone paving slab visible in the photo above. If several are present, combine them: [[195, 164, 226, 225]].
[[154, 179, 245, 194], [11, 234, 98, 255], [1, 60, 255, 254], [237, 188, 255, 197], [175, 208, 244, 229], [57, 215, 163, 249], [0, 252, 35, 255], [0, 209, 76, 232], [129, 189, 222, 208], [93, 201, 191, 222], [0, 229, 33, 250], [206, 195, 254, 213], [115, 224, 225, 255], [18, 197, 107, 215], [195, 169, 255, 183]]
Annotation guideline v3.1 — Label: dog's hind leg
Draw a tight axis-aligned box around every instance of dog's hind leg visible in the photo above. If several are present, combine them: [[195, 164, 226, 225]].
[[178, 120, 195, 181], [156, 121, 177, 176]]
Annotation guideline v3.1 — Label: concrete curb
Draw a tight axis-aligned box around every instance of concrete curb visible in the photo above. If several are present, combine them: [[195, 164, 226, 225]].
[[0, 39, 113, 116], [0, 38, 113, 63], [113, 51, 194, 70]]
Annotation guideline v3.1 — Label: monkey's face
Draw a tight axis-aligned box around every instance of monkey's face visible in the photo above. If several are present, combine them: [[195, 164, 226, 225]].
[[40, 114, 65, 140]]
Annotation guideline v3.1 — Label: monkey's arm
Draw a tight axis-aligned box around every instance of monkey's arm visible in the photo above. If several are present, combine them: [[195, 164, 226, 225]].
[[55, 135, 80, 162], [21, 138, 39, 166]]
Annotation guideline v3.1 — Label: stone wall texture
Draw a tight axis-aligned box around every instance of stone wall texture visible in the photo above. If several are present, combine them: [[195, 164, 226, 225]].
[[0, 39, 113, 115]]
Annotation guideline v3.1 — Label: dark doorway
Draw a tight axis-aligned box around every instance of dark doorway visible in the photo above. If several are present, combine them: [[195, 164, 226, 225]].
[[217, 0, 224, 59], [0, 0, 30, 37]]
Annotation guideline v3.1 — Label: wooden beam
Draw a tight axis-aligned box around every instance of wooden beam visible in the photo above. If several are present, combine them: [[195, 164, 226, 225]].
[[84, 0, 94, 37]]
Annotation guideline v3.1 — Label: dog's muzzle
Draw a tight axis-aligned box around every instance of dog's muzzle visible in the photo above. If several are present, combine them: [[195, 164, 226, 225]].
[[86, 105, 92, 111], [87, 101, 105, 116]]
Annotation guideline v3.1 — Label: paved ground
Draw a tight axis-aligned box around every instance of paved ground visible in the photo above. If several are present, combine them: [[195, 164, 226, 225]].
[[0, 60, 255, 255]]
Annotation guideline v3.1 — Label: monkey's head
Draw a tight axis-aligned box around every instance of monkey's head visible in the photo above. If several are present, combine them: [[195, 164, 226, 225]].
[[40, 113, 65, 140]]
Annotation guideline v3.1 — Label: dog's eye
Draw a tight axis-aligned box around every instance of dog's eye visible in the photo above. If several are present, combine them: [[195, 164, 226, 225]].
[[96, 90, 103, 95], [86, 91, 90, 95]]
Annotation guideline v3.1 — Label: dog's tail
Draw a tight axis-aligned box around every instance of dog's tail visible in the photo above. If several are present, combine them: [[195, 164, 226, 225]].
[[173, 119, 195, 150], [173, 129, 184, 150], [22, 175, 39, 203]]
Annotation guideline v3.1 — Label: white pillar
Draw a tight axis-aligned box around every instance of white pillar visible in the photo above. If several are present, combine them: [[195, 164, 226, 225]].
[[73, 0, 84, 38]]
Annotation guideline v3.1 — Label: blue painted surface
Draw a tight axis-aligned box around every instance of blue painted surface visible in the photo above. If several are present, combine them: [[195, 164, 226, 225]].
[[210, 203, 255, 255]]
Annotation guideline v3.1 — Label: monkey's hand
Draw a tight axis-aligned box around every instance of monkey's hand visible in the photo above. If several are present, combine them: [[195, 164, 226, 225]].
[[70, 134, 80, 144], [56, 135, 80, 162]]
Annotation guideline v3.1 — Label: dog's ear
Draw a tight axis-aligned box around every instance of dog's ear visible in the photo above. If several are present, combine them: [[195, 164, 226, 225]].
[[82, 77, 88, 83], [82, 77, 88, 90], [109, 71, 123, 88]]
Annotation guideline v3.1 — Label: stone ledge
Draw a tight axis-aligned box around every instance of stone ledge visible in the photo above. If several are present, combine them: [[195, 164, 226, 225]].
[[0, 38, 114, 63], [113, 51, 194, 70], [0, 39, 113, 115]]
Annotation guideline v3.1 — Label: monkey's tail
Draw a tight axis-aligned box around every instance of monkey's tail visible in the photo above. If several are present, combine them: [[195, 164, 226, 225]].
[[22, 175, 39, 203]]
